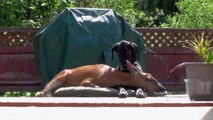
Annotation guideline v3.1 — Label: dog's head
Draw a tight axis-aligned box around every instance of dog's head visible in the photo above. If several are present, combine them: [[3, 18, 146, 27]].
[[111, 40, 139, 65]]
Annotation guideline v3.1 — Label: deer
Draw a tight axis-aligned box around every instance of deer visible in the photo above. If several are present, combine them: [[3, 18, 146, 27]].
[[36, 60, 166, 97]]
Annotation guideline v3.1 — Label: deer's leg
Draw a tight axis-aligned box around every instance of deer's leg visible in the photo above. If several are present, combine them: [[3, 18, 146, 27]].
[[81, 79, 99, 88], [36, 70, 68, 97]]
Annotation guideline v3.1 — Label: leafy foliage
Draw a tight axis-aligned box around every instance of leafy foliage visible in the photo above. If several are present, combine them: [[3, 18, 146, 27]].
[[183, 32, 213, 63], [162, 0, 213, 28], [136, 0, 178, 27], [0, 0, 73, 28], [0, 0, 143, 27], [2, 91, 36, 97], [1, 0, 212, 28]]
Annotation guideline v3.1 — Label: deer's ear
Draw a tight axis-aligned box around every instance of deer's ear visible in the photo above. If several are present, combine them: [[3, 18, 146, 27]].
[[135, 64, 143, 72], [126, 60, 138, 74]]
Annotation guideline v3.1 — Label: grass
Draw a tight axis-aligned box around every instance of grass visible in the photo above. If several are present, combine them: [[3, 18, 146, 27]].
[[0, 91, 36, 97]]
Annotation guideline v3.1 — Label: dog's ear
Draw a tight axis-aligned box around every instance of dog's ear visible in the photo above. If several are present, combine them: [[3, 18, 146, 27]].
[[130, 42, 139, 61], [111, 43, 118, 60], [131, 42, 139, 55]]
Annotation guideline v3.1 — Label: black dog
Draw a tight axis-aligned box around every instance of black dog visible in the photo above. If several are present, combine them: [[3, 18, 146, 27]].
[[111, 40, 142, 72], [111, 40, 146, 98]]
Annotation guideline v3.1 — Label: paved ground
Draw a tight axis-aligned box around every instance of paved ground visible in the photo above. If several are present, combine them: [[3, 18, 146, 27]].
[[0, 94, 212, 107], [0, 106, 212, 120], [0, 95, 213, 120]]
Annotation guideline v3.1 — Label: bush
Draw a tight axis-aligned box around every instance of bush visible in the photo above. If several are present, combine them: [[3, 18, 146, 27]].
[[0, 0, 73, 28], [0, 0, 143, 27], [161, 0, 213, 28]]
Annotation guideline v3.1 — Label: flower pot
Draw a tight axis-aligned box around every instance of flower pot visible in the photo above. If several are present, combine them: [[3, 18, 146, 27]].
[[184, 62, 213, 101]]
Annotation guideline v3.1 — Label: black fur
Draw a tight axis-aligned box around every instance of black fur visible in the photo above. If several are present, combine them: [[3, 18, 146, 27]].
[[111, 40, 146, 98], [111, 40, 142, 72]]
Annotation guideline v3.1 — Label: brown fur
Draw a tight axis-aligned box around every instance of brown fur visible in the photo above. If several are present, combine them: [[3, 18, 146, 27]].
[[36, 62, 166, 97]]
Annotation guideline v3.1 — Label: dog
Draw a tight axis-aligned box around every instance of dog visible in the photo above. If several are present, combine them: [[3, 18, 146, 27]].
[[111, 40, 145, 98], [111, 40, 142, 72]]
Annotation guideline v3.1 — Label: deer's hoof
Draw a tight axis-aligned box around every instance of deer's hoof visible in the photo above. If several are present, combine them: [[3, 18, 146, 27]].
[[35, 92, 44, 97]]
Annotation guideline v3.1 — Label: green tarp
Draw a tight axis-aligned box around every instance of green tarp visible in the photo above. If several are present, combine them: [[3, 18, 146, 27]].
[[33, 8, 146, 84]]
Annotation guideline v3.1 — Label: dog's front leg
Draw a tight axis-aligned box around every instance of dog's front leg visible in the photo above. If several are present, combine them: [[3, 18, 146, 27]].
[[118, 87, 128, 98], [135, 88, 147, 98]]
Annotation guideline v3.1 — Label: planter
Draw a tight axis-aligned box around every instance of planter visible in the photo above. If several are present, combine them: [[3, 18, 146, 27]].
[[184, 62, 213, 101]]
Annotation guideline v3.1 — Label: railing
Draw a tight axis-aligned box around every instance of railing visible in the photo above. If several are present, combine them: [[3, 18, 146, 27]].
[[0, 28, 212, 92]]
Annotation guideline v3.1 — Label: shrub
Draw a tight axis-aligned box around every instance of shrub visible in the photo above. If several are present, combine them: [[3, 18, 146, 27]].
[[161, 0, 213, 28]]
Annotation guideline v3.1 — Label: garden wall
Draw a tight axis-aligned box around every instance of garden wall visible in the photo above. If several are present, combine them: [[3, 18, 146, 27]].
[[0, 28, 212, 92]]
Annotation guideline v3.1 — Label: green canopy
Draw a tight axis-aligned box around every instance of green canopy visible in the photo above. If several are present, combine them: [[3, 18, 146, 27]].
[[33, 8, 146, 84]]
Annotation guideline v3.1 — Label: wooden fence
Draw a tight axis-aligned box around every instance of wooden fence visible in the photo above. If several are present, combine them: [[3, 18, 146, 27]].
[[0, 28, 212, 92], [0, 28, 40, 92]]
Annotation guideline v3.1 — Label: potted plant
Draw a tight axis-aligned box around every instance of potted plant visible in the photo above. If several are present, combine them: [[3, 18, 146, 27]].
[[182, 32, 213, 101]]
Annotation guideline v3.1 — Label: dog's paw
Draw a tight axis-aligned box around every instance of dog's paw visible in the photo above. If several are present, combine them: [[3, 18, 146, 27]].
[[136, 88, 147, 98], [118, 88, 128, 98]]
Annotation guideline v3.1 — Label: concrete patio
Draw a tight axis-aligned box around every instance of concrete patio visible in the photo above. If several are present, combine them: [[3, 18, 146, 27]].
[[0, 94, 213, 107], [0, 95, 213, 120]]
